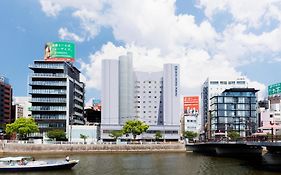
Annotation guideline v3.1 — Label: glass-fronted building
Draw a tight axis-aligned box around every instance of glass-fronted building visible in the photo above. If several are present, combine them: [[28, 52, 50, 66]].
[[29, 61, 85, 137], [210, 88, 258, 138]]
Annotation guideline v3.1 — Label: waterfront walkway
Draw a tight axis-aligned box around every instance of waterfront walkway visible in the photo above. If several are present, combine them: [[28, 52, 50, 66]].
[[0, 140, 186, 154]]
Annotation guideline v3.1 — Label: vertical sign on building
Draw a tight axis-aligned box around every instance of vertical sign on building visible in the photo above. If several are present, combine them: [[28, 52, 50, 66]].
[[174, 65, 178, 96], [183, 96, 199, 115]]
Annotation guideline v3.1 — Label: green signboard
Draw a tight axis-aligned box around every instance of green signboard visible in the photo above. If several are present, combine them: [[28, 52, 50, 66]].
[[45, 42, 75, 61], [268, 82, 281, 96]]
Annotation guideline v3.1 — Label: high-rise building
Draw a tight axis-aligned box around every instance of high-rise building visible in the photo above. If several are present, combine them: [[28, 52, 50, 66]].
[[201, 77, 248, 137], [0, 76, 13, 131], [101, 53, 180, 141], [101, 59, 119, 125], [210, 88, 258, 138], [29, 42, 84, 138]]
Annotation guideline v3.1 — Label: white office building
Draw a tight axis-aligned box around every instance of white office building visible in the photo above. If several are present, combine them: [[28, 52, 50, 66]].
[[201, 77, 248, 135], [101, 53, 180, 141]]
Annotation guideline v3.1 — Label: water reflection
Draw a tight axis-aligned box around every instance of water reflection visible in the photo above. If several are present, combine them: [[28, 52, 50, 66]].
[[0, 152, 280, 175]]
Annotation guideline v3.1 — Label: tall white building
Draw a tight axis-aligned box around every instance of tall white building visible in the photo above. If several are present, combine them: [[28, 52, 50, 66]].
[[119, 53, 135, 123], [101, 53, 180, 141], [201, 77, 248, 135], [101, 59, 119, 125]]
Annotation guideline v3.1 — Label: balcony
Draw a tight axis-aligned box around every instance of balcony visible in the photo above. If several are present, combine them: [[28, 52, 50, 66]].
[[31, 106, 66, 111], [74, 88, 83, 95], [29, 64, 64, 69], [72, 119, 85, 125], [31, 73, 67, 78], [30, 89, 66, 95], [74, 111, 83, 117], [33, 114, 66, 120], [31, 98, 66, 103], [74, 104, 83, 110], [30, 81, 66, 86], [74, 96, 83, 103]]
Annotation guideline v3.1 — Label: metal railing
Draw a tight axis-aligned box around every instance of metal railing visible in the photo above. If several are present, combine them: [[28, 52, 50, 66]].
[[31, 73, 67, 78]]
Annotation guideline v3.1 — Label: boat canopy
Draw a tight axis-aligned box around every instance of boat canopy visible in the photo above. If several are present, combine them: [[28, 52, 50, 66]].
[[0, 157, 32, 162]]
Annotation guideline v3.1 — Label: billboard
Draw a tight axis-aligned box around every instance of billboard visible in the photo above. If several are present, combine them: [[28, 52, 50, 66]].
[[268, 83, 281, 96], [44, 42, 75, 62], [183, 96, 199, 115]]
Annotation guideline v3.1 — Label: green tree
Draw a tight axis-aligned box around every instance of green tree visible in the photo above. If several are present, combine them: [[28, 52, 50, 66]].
[[228, 131, 240, 140], [122, 120, 149, 140], [109, 130, 123, 141], [155, 131, 163, 141], [5, 117, 39, 140], [80, 134, 88, 144], [183, 131, 198, 140], [47, 129, 67, 141]]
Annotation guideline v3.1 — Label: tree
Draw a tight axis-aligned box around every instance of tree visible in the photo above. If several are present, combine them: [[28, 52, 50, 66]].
[[183, 131, 198, 140], [109, 130, 123, 141], [122, 120, 149, 140], [80, 134, 88, 144], [47, 129, 67, 141], [228, 131, 240, 140], [154, 131, 163, 141], [5, 117, 39, 140]]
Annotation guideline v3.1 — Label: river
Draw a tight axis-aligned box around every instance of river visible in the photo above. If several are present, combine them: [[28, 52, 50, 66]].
[[1, 152, 280, 175]]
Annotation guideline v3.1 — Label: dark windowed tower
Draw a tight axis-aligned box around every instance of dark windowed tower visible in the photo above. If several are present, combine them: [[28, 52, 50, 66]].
[[210, 88, 258, 138], [29, 61, 85, 136]]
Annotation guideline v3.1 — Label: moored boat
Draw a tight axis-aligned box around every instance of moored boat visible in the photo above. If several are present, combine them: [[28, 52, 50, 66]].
[[0, 156, 79, 172]]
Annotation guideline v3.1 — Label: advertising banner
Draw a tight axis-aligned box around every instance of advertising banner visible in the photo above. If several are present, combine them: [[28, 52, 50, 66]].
[[183, 96, 199, 115], [44, 42, 75, 62], [268, 83, 281, 96]]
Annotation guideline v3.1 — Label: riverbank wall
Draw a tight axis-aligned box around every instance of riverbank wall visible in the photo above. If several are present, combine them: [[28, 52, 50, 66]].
[[0, 143, 186, 154]]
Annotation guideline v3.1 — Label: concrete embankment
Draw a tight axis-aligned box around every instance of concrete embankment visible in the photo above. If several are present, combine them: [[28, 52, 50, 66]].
[[0, 143, 186, 154]]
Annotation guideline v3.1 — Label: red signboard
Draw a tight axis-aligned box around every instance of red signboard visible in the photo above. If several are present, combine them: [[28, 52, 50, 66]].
[[183, 96, 199, 114]]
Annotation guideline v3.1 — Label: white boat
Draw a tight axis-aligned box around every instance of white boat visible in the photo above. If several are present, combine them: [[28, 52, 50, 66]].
[[0, 156, 79, 172]]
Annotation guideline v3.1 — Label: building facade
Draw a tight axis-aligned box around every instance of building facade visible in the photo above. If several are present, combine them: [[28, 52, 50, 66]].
[[183, 96, 200, 134], [29, 60, 85, 137], [201, 77, 248, 137], [210, 88, 258, 138], [0, 76, 13, 131], [13, 96, 32, 119], [101, 53, 180, 141]]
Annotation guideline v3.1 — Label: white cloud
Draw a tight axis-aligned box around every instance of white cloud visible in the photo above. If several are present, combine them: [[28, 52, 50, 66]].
[[39, 0, 278, 98], [58, 27, 84, 42], [39, 0, 62, 17], [198, 0, 281, 28]]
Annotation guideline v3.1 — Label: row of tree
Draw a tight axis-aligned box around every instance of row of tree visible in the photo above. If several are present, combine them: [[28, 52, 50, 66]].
[[110, 120, 149, 141], [4, 117, 203, 142], [4, 118, 151, 141]]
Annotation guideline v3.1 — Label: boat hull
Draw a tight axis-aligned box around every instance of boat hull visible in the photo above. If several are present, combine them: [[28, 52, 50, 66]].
[[0, 160, 79, 172]]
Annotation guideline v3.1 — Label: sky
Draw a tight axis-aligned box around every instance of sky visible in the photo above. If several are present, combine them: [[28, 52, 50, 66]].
[[1, 0, 281, 105]]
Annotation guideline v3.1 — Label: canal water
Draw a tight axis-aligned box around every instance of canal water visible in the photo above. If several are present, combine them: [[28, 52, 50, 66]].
[[1, 152, 280, 175]]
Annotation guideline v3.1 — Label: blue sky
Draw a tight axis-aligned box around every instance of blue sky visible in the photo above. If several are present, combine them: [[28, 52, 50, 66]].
[[1, 0, 281, 102]]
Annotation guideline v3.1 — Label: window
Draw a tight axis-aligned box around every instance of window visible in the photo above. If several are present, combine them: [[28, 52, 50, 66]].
[[237, 81, 246, 84], [210, 81, 219, 85]]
